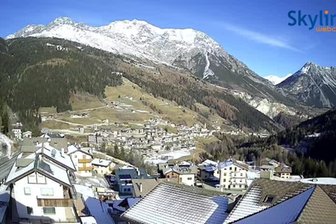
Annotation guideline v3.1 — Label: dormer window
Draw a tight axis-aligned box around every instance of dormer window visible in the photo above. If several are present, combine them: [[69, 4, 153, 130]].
[[263, 195, 275, 203]]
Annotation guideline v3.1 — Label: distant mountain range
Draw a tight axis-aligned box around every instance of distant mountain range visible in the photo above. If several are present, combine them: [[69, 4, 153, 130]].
[[2, 17, 334, 133], [277, 62, 336, 108]]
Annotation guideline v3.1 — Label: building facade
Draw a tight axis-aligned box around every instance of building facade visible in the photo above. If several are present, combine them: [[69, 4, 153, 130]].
[[67, 145, 93, 176], [6, 155, 80, 223], [218, 159, 248, 190]]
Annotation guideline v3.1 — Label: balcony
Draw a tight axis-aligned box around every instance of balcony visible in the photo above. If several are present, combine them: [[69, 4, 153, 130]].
[[78, 166, 93, 171], [78, 159, 92, 163], [37, 198, 73, 207]]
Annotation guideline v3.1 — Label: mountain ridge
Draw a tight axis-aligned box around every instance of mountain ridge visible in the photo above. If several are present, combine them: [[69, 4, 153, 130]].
[[277, 62, 336, 108], [0, 37, 282, 133], [8, 17, 303, 119]]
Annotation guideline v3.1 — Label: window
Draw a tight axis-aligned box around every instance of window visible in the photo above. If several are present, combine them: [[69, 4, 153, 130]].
[[41, 188, 54, 196], [187, 177, 192, 180], [239, 185, 242, 188], [224, 173, 226, 176], [241, 173, 243, 176], [27, 207, 33, 214], [28, 173, 37, 184], [234, 167, 237, 171], [43, 207, 56, 214], [229, 167, 232, 170], [263, 195, 275, 203], [223, 179, 226, 182], [37, 174, 46, 184], [24, 187, 31, 195]]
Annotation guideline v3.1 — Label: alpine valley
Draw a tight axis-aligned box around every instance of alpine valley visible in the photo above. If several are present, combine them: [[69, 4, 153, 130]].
[[0, 17, 332, 135]]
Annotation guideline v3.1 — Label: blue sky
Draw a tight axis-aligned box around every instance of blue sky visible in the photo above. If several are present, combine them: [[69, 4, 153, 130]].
[[0, 0, 334, 77]]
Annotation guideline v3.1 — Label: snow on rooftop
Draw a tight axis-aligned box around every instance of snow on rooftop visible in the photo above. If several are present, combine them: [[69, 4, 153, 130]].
[[122, 184, 228, 224], [67, 145, 92, 156], [74, 184, 95, 198], [224, 186, 268, 224], [67, 145, 79, 154], [39, 159, 72, 186], [91, 158, 111, 167], [36, 143, 75, 170], [199, 159, 218, 167], [218, 160, 234, 169], [234, 187, 314, 224], [300, 177, 336, 185], [80, 216, 97, 224], [6, 155, 71, 186], [145, 149, 191, 164], [5, 158, 35, 184]]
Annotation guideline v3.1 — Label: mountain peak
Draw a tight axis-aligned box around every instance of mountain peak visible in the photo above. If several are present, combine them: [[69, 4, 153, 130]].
[[299, 61, 320, 74], [278, 61, 336, 108], [52, 17, 76, 25]]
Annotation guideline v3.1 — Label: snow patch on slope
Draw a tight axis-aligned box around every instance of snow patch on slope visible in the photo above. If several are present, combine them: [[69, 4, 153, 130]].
[[203, 52, 215, 79], [265, 74, 291, 85]]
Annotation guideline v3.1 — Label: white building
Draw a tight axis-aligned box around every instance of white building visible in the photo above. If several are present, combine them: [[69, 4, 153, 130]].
[[163, 165, 197, 186], [178, 172, 195, 186], [218, 159, 248, 190], [22, 131, 32, 138], [67, 145, 93, 176], [5, 154, 80, 223], [91, 158, 114, 175], [12, 128, 22, 140]]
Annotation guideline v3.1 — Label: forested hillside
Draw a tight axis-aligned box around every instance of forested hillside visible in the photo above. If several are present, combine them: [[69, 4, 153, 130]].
[[201, 109, 336, 177], [0, 37, 281, 133], [0, 37, 122, 131]]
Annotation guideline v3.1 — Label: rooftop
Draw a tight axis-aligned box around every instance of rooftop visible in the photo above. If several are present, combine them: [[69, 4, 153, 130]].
[[218, 159, 249, 170], [5, 154, 71, 187], [131, 179, 159, 198], [91, 158, 111, 167], [122, 183, 228, 224], [225, 179, 336, 223], [36, 142, 76, 171]]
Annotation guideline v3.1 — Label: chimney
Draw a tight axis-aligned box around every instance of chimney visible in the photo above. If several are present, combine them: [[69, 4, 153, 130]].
[[139, 183, 143, 193]]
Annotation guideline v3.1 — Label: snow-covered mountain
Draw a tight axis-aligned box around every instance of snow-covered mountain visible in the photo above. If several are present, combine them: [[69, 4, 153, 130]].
[[8, 17, 222, 65], [7, 17, 269, 84], [277, 62, 336, 108], [265, 74, 291, 85], [8, 17, 299, 118]]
